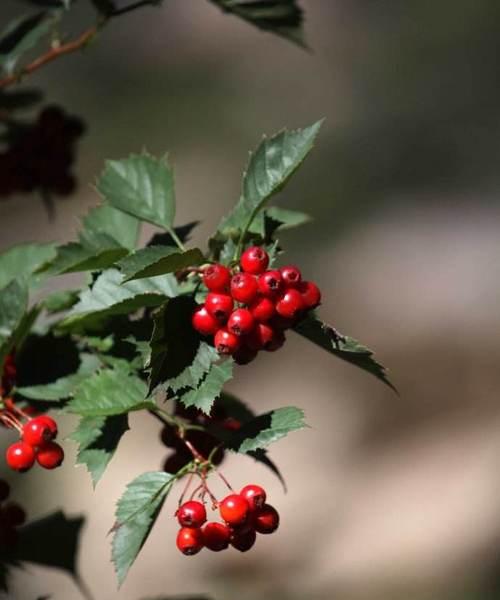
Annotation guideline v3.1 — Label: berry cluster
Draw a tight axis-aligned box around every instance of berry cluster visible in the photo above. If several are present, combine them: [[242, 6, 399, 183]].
[[0, 479, 26, 549], [176, 485, 279, 555], [192, 246, 321, 364], [0, 105, 84, 198]]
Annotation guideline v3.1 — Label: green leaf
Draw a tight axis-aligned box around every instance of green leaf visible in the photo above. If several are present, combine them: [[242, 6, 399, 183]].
[[180, 359, 233, 415], [0, 242, 56, 289], [0, 280, 28, 372], [112, 471, 175, 586], [39, 242, 128, 275], [265, 206, 312, 231], [43, 289, 80, 313], [66, 368, 152, 416], [118, 247, 204, 282], [168, 342, 219, 393], [69, 414, 129, 486], [97, 153, 176, 231], [80, 203, 140, 251], [293, 314, 397, 392]]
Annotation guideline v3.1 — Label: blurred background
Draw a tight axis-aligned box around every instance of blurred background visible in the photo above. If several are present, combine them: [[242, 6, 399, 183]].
[[2, 1, 500, 599]]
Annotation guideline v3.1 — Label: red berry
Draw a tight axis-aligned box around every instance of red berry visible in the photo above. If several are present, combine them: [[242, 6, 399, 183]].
[[219, 494, 249, 526], [298, 280, 321, 309], [205, 293, 234, 323], [6, 442, 35, 472], [203, 264, 231, 292], [230, 528, 256, 552], [258, 270, 283, 297], [233, 346, 258, 365], [280, 265, 302, 287], [240, 246, 269, 275], [2, 502, 26, 527], [176, 527, 204, 556], [36, 415, 58, 439], [246, 323, 277, 351], [230, 273, 258, 304], [253, 504, 279, 534], [192, 306, 219, 336], [275, 288, 305, 319], [202, 522, 231, 552], [227, 308, 255, 336], [240, 485, 267, 511], [265, 329, 285, 352], [214, 328, 240, 355], [176, 501, 207, 528], [36, 441, 64, 469], [0, 480, 9, 502], [249, 296, 275, 322], [22, 417, 54, 447]]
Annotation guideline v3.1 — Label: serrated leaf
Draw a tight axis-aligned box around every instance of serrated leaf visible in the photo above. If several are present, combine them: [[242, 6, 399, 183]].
[[43, 289, 79, 313], [112, 472, 175, 586], [0, 280, 28, 373], [0, 243, 56, 289], [180, 359, 233, 415], [215, 391, 255, 423], [293, 314, 397, 392], [118, 247, 204, 282], [168, 342, 219, 393], [147, 221, 199, 248], [39, 242, 127, 275], [69, 414, 129, 486], [80, 204, 140, 250], [265, 206, 312, 231], [97, 153, 176, 231], [66, 368, 151, 416]]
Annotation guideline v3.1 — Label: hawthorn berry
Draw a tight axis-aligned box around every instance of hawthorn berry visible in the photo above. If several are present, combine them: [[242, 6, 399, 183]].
[[203, 264, 231, 292], [219, 494, 249, 526], [176, 501, 207, 528], [253, 504, 280, 534], [0, 480, 9, 502], [36, 441, 64, 469], [230, 273, 258, 304], [265, 329, 285, 352], [230, 528, 256, 552], [258, 270, 283, 297], [205, 293, 234, 323], [6, 442, 35, 472], [2, 503, 26, 527], [202, 522, 231, 552], [280, 265, 302, 287], [275, 288, 305, 319], [227, 308, 255, 336], [192, 306, 220, 336], [240, 246, 269, 275], [246, 323, 277, 351], [249, 296, 275, 322], [240, 485, 267, 511], [214, 328, 240, 355], [298, 280, 322, 309], [36, 415, 58, 439], [22, 417, 54, 447], [176, 527, 204, 555]]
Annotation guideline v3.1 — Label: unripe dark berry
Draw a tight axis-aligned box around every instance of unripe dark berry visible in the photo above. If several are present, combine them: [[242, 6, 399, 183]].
[[230, 528, 256, 552], [246, 323, 277, 351], [203, 264, 231, 292], [176, 501, 207, 528], [6, 442, 35, 472], [240, 246, 269, 275], [230, 273, 258, 304], [253, 504, 279, 534], [22, 417, 54, 447], [233, 346, 258, 365], [258, 270, 283, 297], [176, 527, 204, 555], [36, 441, 64, 469], [214, 328, 240, 355], [192, 306, 220, 336], [240, 484, 267, 511], [280, 265, 302, 287], [202, 521, 231, 552], [275, 288, 305, 319], [0, 480, 9, 502], [249, 296, 275, 322], [298, 280, 321, 309], [2, 503, 26, 527], [219, 494, 249, 526], [37, 415, 58, 439], [227, 308, 255, 336], [205, 293, 234, 323]]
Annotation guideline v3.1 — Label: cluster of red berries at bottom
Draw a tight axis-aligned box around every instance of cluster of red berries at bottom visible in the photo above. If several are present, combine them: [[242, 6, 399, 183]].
[[6, 415, 64, 472], [176, 485, 279, 555], [0, 479, 26, 549], [192, 246, 321, 364]]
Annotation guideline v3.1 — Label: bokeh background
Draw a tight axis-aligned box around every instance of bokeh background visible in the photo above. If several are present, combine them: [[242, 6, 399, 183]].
[[2, 1, 500, 599]]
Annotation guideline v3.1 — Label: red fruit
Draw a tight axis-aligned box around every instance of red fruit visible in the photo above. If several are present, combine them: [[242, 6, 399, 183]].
[[230, 273, 258, 304], [36, 442, 64, 469], [240, 485, 267, 511], [214, 328, 240, 355], [2, 503, 26, 527], [298, 280, 321, 309], [22, 417, 54, 447], [253, 504, 279, 534], [219, 494, 249, 526], [233, 346, 258, 365], [192, 306, 219, 336], [258, 270, 283, 297], [202, 522, 231, 552], [176, 501, 207, 528], [205, 293, 234, 323], [176, 527, 204, 556], [6, 442, 35, 472], [0, 480, 9, 502], [265, 329, 285, 352], [227, 308, 255, 336], [36, 415, 58, 439], [231, 528, 256, 552], [203, 264, 231, 292], [275, 288, 305, 319], [240, 246, 269, 275], [249, 296, 275, 322], [280, 265, 302, 287], [245, 323, 276, 351]]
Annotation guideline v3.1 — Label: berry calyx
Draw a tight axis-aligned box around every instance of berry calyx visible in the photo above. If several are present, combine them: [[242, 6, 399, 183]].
[[253, 504, 279, 534], [298, 280, 322, 309], [275, 288, 305, 319], [240, 484, 267, 511], [230, 528, 256, 552], [205, 293, 234, 323], [0, 480, 10, 502], [36, 441, 64, 469], [2, 503, 26, 527], [192, 306, 220, 336], [22, 417, 54, 447], [280, 265, 302, 287], [219, 494, 249, 526], [203, 264, 231, 292], [240, 246, 269, 275], [176, 501, 207, 528], [176, 527, 204, 556], [227, 308, 255, 336], [249, 296, 275, 322], [214, 328, 240, 355], [202, 522, 231, 552], [36, 415, 58, 439], [258, 270, 283, 297], [6, 442, 35, 472], [230, 273, 258, 304]]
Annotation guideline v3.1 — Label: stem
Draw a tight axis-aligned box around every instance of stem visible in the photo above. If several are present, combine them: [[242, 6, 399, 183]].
[[168, 228, 187, 252], [110, 0, 161, 17]]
